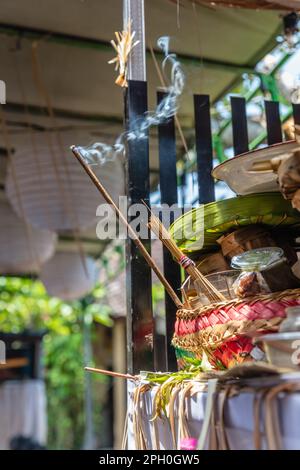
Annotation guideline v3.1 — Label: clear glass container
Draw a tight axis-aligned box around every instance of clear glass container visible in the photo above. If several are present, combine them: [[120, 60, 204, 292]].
[[231, 247, 284, 271], [231, 247, 284, 298], [205, 270, 240, 300]]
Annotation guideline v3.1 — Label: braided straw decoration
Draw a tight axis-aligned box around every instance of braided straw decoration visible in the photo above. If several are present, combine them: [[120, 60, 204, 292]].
[[172, 317, 282, 352], [173, 288, 300, 352], [176, 288, 300, 320]]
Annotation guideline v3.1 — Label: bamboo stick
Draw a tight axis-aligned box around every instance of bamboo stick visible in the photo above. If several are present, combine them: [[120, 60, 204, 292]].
[[149, 44, 191, 161], [85, 366, 137, 381], [148, 211, 225, 302], [71, 145, 183, 309]]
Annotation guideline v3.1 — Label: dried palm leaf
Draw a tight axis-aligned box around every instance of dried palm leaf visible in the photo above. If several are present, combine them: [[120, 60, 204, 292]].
[[108, 20, 139, 87], [170, 192, 300, 255]]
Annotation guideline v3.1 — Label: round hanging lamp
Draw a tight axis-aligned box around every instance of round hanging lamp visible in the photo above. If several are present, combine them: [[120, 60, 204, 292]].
[[5, 133, 124, 231], [39, 251, 100, 300], [0, 199, 57, 274]]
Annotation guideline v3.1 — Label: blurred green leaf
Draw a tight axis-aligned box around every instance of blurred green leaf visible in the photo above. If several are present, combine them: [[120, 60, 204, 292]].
[[0, 276, 113, 449]]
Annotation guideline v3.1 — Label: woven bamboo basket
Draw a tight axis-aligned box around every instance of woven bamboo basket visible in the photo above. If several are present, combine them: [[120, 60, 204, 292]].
[[173, 288, 300, 369]]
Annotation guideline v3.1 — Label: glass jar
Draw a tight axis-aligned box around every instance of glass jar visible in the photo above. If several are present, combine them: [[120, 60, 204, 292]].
[[231, 247, 284, 298], [231, 247, 284, 271], [205, 270, 240, 300]]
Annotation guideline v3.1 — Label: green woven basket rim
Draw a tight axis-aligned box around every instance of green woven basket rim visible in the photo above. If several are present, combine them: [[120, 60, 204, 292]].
[[169, 192, 300, 255]]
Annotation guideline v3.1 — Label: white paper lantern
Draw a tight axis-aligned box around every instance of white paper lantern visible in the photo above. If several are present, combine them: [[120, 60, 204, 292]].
[[5, 135, 124, 231], [0, 199, 57, 274], [39, 252, 100, 300]]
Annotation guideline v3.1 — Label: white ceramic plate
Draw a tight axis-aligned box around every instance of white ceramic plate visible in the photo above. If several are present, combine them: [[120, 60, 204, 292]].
[[212, 141, 299, 195]]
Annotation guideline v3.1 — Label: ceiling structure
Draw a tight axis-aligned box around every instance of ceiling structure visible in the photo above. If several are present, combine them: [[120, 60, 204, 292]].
[[0, 0, 287, 263], [176, 0, 300, 10]]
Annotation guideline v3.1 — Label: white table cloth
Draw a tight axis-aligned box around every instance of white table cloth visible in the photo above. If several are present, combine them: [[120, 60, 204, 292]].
[[127, 383, 300, 450], [0, 379, 47, 449]]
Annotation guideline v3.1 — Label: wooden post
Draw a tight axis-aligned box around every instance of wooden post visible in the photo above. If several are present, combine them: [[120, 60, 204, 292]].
[[157, 91, 181, 371], [293, 103, 300, 126], [123, 1, 154, 374], [194, 94, 215, 204], [231, 96, 249, 156], [125, 81, 154, 374], [123, 0, 146, 81], [265, 101, 282, 145]]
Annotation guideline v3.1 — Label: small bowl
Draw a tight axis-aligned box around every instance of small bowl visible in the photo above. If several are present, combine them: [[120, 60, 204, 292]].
[[182, 270, 240, 306], [205, 270, 240, 300], [256, 332, 300, 370]]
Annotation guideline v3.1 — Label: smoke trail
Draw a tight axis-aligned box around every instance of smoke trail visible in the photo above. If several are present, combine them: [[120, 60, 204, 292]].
[[76, 36, 185, 165]]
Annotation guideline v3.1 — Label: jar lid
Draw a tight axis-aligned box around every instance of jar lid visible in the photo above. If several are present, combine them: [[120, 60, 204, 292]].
[[231, 247, 284, 271]]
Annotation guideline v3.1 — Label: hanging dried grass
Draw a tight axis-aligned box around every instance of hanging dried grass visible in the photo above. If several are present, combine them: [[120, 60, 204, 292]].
[[108, 20, 140, 87]]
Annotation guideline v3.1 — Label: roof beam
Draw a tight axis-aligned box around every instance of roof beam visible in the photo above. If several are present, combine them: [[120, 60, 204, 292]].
[[0, 22, 255, 74], [4, 101, 193, 132], [4, 101, 123, 124], [212, 22, 283, 103]]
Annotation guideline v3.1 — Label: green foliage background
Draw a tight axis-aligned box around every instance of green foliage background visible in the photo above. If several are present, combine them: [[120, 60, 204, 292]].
[[0, 276, 112, 449]]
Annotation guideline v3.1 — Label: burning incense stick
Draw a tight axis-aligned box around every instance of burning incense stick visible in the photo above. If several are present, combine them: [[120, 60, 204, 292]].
[[71, 145, 183, 309], [85, 366, 137, 381]]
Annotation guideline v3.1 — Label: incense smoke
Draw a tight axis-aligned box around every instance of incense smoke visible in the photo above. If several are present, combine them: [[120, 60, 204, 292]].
[[76, 36, 185, 165]]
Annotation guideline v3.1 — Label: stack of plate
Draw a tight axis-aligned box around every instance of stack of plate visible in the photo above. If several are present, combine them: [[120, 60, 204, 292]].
[[212, 141, 299, 196]]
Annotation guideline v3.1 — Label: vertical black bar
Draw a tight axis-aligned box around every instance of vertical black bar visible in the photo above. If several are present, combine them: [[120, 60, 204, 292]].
[[293, 103, 300, 126], [230, 96, 249, 156], [157, 91, 181, 372], [194, 95, 215, 204], [33, 340, 42, 379], [125, 80, 154, 374], [265, 101, 282, 145]]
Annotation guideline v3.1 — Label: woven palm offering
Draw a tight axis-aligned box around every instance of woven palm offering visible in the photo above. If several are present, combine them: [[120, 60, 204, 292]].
[[174, 288, 300, 369], [72, 148, 300, 372], [166, 193, 300, 370], [248, 127, 300, 211], [217, 225, 276, 260]]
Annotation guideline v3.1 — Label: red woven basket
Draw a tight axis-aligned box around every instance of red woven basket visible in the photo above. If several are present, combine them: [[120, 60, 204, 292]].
[[173, 288, 300, 369]]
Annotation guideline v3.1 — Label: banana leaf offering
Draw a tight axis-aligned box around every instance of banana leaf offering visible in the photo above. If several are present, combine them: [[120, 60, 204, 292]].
[[170, 192, 300, 255]]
